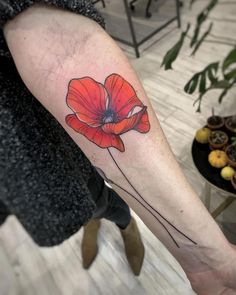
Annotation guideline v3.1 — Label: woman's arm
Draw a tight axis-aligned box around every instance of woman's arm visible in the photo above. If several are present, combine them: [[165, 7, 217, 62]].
[[4, 4, 236, 293]]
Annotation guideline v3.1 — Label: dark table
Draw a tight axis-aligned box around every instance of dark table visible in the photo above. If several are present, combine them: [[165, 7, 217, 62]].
[[192, 132, 236, 219]]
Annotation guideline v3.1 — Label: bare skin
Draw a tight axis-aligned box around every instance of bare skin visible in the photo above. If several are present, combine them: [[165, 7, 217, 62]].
[[3, 4, 236, 294], [187, 245, 236, 294]]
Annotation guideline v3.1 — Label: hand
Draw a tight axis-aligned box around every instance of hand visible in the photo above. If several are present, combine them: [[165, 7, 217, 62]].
[[186, 245, 236, 295]]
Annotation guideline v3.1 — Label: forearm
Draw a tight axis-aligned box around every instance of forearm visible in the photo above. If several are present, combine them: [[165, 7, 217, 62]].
[[4, 4, 233, 274]]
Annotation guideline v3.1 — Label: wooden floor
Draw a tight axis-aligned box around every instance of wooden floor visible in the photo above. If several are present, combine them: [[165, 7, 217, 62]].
[[1, 1, 236, 294]]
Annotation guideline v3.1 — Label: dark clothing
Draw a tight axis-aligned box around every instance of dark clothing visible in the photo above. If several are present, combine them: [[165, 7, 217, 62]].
[[88, 173, 131, 229], [0, 0, 130, 246], [0, 201, 9, 225], [0, 0, 105, 27]]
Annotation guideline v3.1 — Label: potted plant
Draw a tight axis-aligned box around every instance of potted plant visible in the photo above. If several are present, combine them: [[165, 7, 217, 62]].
[[225, 137, 236, 168], [207, 108, 224, 130], [208, 130, 228, 150], [225, 115, 236, 133], [231, 172, 236, 190]]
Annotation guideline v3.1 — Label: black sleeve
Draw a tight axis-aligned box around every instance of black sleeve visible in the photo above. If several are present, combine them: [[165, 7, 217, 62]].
[[0, 0, 105, 28], [0, 0, 105, 247]]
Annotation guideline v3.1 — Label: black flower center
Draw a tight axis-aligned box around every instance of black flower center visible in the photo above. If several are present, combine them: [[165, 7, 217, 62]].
[[103, 109, 117, 124]]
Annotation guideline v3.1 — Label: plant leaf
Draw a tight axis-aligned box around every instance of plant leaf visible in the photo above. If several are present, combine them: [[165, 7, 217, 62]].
[[218, 88, 228, 103], [191, 0, 218, 47], [161, 24, 190, 70], [217, 79, 236, 103], [210, 80, 231, 89], [222, 48, 236, 72], [191, 22, 213, 55], [199, 72, 207, 92], [192, 78, 235, 111], [222, 48, 236, 80], [184, 62, 219, 95], [224, 68, 236, 80], [191, 25, 200, 48], [184, 73, 200, 94], [193, 94, 205, 112], [207, 62, 219, 82]]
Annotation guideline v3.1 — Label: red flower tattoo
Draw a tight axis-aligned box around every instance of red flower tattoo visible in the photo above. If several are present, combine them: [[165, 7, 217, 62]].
[[65, 73, 150, 152], [65, 74, 197, 248]]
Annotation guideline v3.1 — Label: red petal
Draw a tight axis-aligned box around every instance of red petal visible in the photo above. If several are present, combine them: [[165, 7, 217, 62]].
[[102, 107, 148, 135], [104, 74, 143, 120], [134, 110, 150, 133], [66, 78, 106, 127], [66, 114, 125, 152]]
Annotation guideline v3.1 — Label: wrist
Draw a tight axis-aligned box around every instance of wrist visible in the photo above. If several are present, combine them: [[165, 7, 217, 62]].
[[181, 237, 234, 274]]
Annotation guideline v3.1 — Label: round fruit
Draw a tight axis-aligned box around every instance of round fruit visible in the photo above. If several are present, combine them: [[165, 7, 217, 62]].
[[195, 127, 211, 144], [221, 166, 235, 181], [208, 150, 228, 168]]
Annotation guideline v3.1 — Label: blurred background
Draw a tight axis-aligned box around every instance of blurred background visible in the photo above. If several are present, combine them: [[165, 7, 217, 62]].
[[1, 0, 236, 294]]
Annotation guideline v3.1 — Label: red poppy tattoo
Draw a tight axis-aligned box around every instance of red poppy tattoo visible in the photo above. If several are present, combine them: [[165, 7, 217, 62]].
[[65, 73, 197, 248], [65, 73, 150, 152]]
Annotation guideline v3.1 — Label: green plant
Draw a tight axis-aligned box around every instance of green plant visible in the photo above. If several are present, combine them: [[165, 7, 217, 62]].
[[161, 0, 236, 112]]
